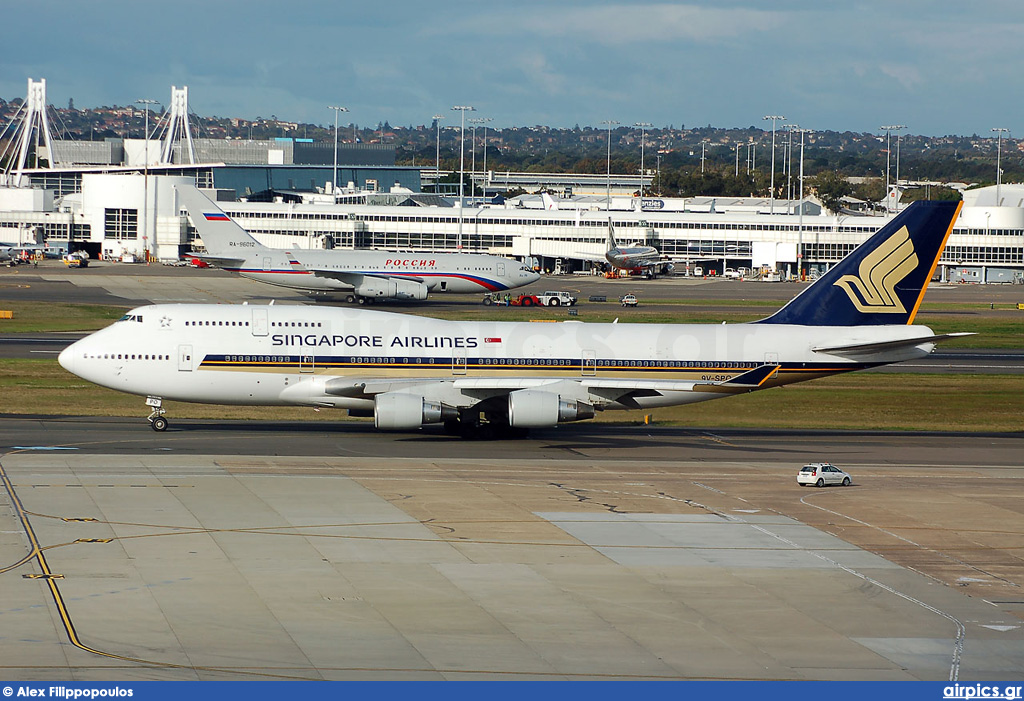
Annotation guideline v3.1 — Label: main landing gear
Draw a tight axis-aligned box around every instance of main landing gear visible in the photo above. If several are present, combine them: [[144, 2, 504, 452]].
[[146, 396, 168, 432], [345, 295, 376, 305], [442, 412, 531, 440]]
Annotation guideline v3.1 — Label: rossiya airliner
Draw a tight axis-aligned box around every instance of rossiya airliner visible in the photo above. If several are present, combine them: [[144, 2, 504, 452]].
[[59, 200, 966, 438], [177, 186, 539, 303]]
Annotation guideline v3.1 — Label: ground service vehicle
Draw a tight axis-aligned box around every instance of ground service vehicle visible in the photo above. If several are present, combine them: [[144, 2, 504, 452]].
[[536, 291, 577, 307]]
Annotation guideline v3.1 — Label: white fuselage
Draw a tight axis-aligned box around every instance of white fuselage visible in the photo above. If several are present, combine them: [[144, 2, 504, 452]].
[[59, 304, 935, 415], [230, 248, 538, 294]]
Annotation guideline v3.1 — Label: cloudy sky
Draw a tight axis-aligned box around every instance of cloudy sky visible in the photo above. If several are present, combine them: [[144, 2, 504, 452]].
[[3, 1, 1021, 136]]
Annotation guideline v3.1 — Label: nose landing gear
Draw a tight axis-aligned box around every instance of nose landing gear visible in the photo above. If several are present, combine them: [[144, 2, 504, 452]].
[[146, 396, 168, 431]]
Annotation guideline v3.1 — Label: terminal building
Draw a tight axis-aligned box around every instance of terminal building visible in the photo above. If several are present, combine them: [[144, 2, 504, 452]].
[[1, 79, 1022, 283]]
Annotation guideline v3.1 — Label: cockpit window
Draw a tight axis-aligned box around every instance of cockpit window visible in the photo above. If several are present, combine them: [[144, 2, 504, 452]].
[[118, 314, 143, 323]]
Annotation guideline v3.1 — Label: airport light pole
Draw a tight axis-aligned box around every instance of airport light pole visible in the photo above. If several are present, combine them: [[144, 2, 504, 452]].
[[601, 120, 619, 209], [328, 105, 348, 196], [468, 117, 491, 198], [136, 98, 158, 262], [735, 143, 741, 177], [992, 127, 1009, 205], [880, 124, 903, 211], [894, 125, 905, 196], [763, 115, 785, 214], [451, 105, 474, 250], [785, 124, 795, 202], [634, 122, 652, 195], [479, 116, 491, 190], [433, 114, 444, 194], [791, 126, 808, 279]]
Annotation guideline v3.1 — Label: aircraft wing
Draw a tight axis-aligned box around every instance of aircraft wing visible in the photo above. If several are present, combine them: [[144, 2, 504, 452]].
[[321, 364, 781, 404], [306, 269, 426, 285], [571, 250, 608, 263]]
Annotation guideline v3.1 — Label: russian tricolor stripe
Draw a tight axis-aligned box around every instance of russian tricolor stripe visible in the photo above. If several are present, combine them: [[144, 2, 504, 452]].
[[204, 212, 230, 221]]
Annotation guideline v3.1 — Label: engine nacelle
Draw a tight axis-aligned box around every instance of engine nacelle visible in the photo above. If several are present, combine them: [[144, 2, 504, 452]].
[[507, 390, 595, 428], [353, 278, 428, 300], [393, 278, 429, 300], [374, 392, 456, 430]]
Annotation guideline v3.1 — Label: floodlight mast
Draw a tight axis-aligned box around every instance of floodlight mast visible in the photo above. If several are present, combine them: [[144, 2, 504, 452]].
[[634, 122, 652, 195], [328, 105, 349, 196], [601, 120, 620, 208], [136, 98, 158, 261], [880, 124, 905, 211], [992, 127, 1009, 205], [763, 115, 785, 214], [451, 106, 475, 250]]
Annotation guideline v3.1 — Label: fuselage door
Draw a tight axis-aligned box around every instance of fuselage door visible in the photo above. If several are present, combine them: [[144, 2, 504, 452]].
[[263, 256, 273, 272], [178, 344, 193, 372], [764, 352, 779, 365], [299, 354, 314, 374], [251, 308, 269, 337], [581, 349, 597, 376], [497, 261, 505, 277], [452, 355, 467, 375]]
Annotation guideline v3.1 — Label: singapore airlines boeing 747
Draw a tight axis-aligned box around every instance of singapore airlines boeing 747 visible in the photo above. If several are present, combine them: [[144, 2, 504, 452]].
[[59, 201, 966, 438]]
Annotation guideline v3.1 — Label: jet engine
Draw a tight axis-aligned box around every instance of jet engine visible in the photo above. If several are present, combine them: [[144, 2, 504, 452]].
[[374, 392, 457, 430], [507, 389, 595, 428], [353, 278, 428, 300]]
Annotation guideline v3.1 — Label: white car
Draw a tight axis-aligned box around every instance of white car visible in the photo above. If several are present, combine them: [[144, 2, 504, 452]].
[[797, 463, 852, 487], [619, 294, 638, 307]]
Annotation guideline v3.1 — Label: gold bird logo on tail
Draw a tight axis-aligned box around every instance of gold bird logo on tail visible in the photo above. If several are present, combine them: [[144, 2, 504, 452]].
[[833, 225, 918, 313]]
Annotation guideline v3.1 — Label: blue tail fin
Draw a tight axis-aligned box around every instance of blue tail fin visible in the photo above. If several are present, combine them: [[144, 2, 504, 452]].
[[757, 200, 962, 326]]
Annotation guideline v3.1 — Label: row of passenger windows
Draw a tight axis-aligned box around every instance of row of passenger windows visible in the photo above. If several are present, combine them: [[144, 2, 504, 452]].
[[185, 320, 251, 327], [271, 321, 323, 328], [84, 353, 168, 361]]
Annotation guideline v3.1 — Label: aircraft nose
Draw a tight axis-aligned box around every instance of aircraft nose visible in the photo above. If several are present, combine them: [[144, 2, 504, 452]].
[[58, 342, 75, 374]]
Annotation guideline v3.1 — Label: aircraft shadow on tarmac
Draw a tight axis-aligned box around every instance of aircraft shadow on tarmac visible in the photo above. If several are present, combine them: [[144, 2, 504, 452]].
[[122, 419, 840, 454]]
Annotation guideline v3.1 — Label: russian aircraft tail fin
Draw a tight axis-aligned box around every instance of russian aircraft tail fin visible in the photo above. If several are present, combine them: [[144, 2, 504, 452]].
[[176, 185, 267, 257], [757, 200, 962, 326]]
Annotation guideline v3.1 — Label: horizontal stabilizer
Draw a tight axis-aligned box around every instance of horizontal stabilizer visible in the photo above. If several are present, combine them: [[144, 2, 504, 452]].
[[193, 253, 246, 268], [692, 364, 780, 393], [812, 332, 975, 356]]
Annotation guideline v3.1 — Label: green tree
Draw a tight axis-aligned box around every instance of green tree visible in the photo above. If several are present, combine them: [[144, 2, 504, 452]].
[[808, 171, 851, 213]]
